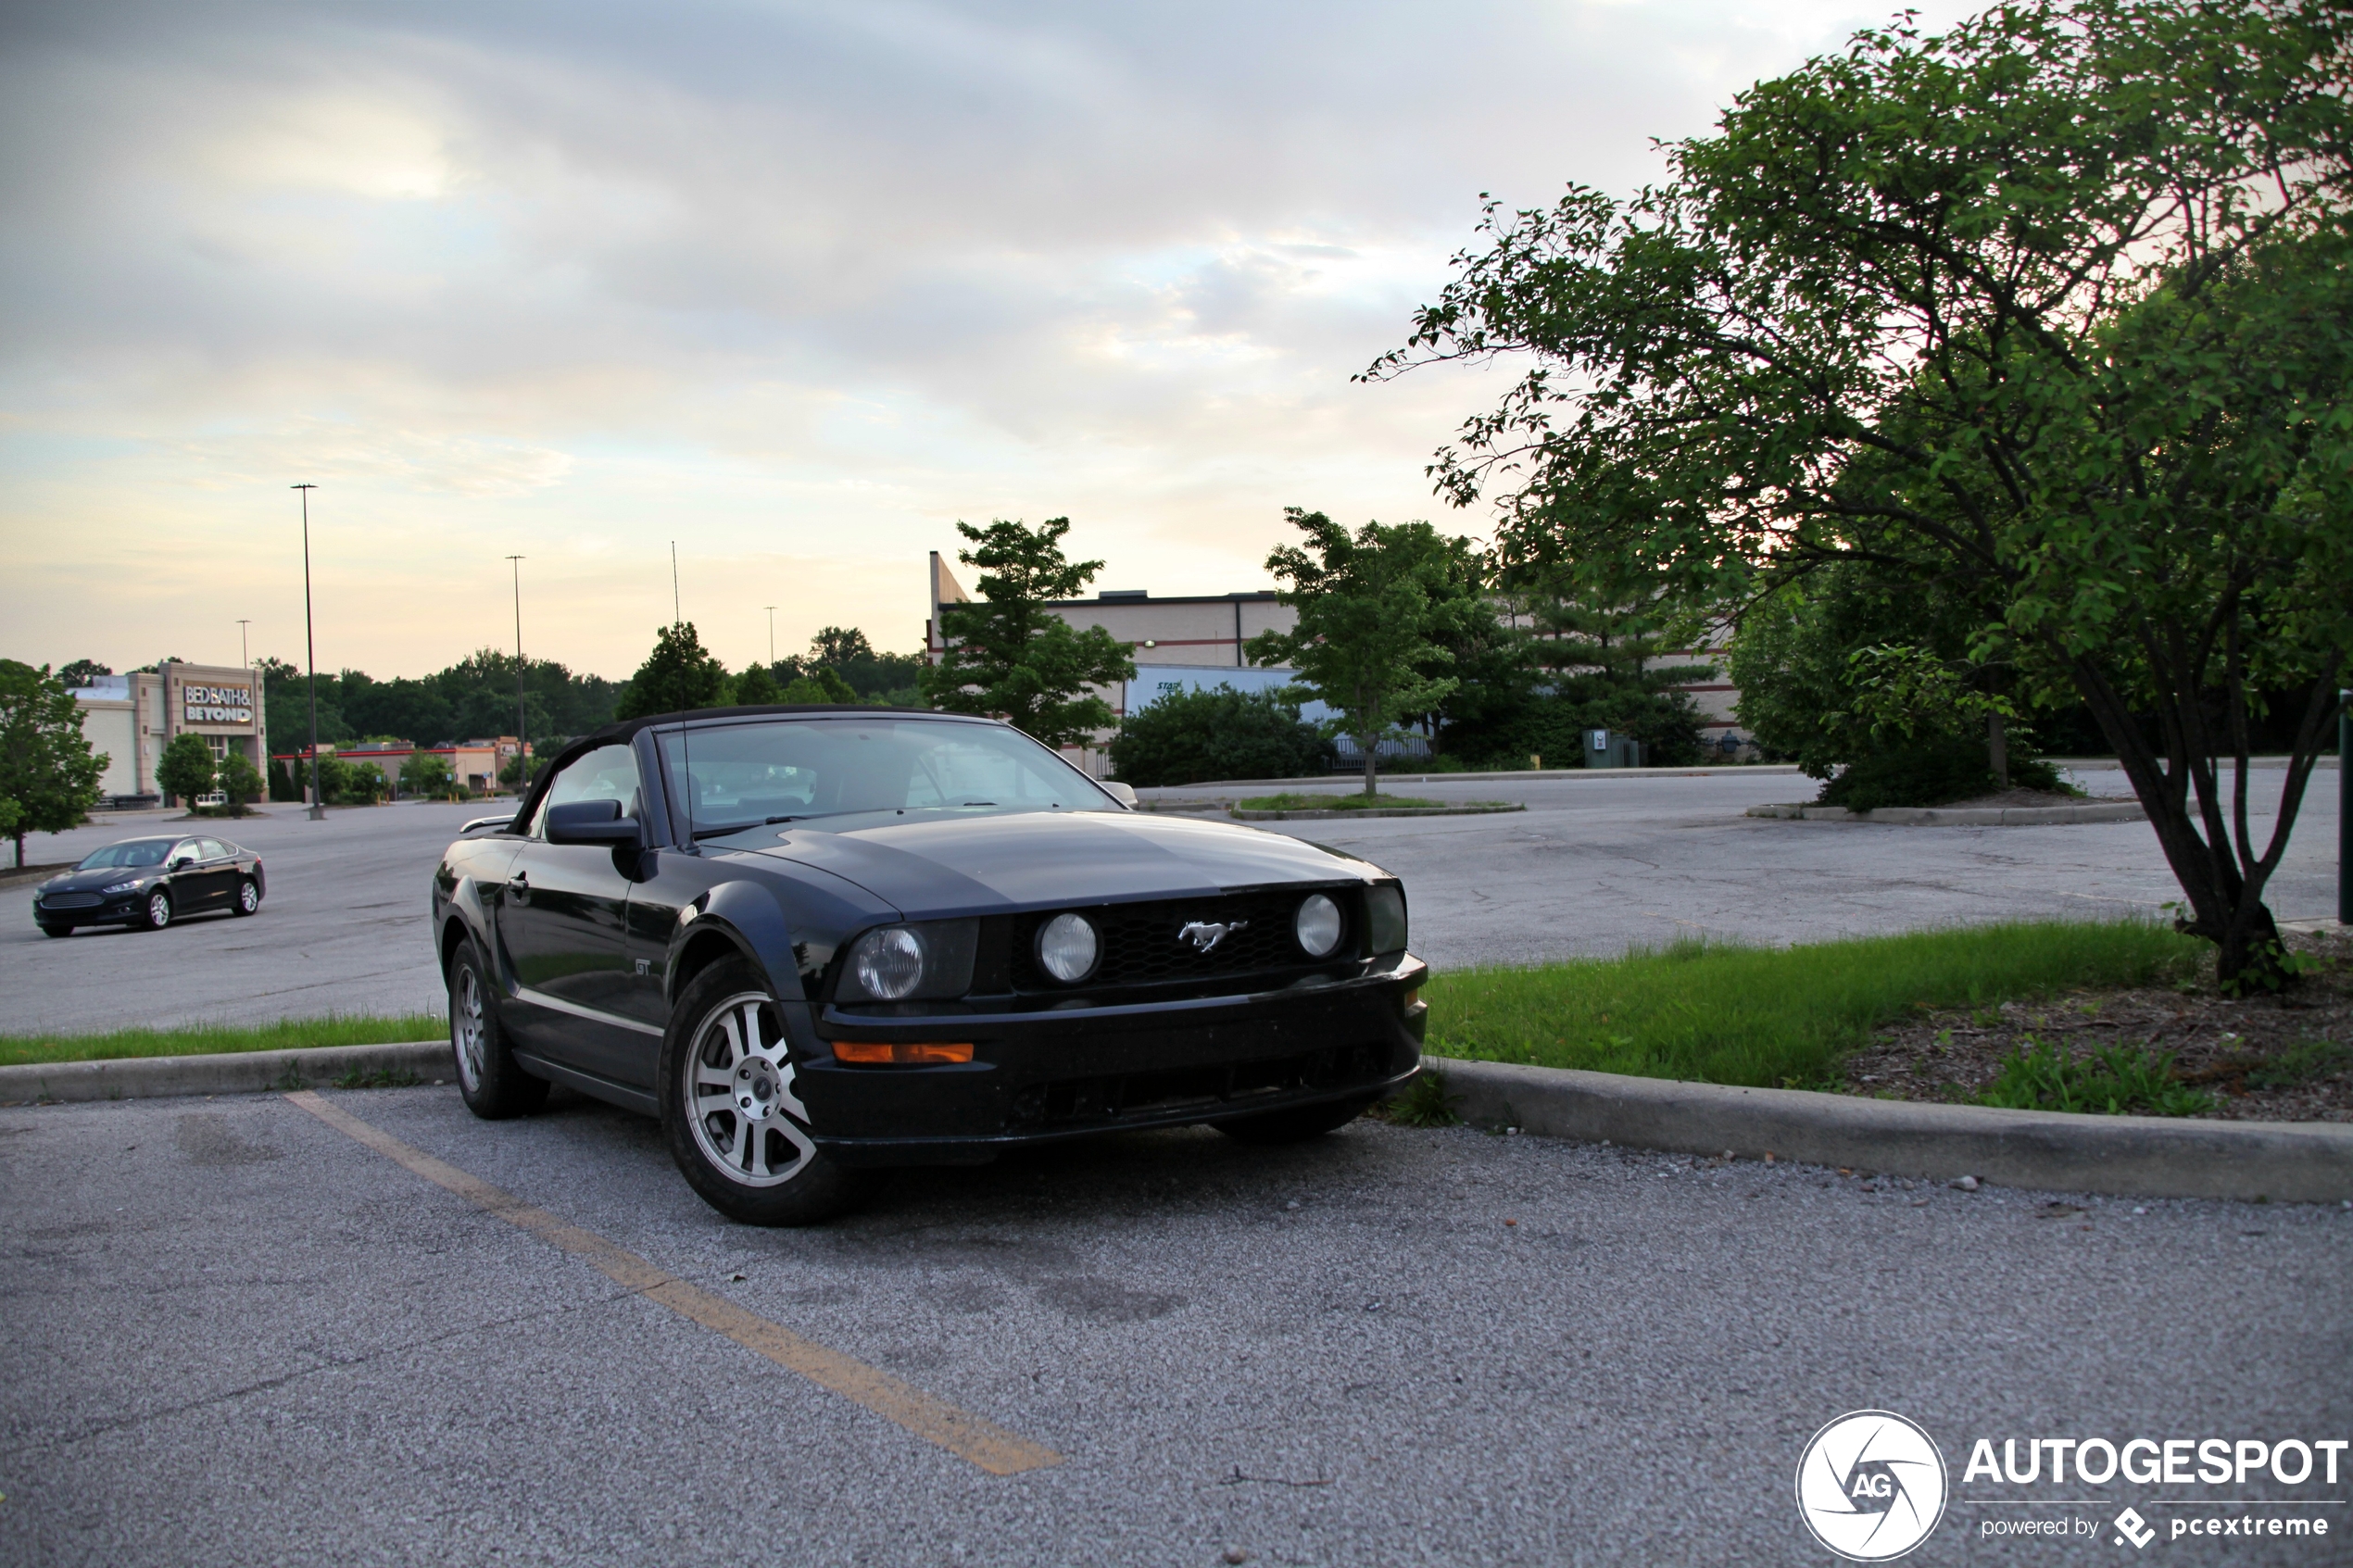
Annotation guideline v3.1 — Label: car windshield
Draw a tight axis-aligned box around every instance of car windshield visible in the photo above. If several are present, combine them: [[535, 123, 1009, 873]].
[[76, 841, 170, 870], [660, 718, 1114, 839]]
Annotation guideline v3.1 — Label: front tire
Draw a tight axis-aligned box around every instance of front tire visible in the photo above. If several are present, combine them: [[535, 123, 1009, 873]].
[[1215, 1093, 1378, 1146], [659, 958, 862, 1226], [233, 877, 260, 916], [448, 936, 547, 1119], [137, 890, 172, 932]]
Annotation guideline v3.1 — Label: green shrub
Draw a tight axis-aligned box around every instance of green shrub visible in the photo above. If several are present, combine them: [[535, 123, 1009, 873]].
[[1819, 739, 2066, 811], [1109, 684, 1334, 786]]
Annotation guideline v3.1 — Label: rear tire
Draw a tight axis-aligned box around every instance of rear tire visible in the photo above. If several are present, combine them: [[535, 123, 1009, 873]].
[[1214, 1093, 1378, 1146], [448, 936, 547, 1119], [660, 957, 862, 1226], [232, 877, 260, 916], [38, 922, 71, 938]]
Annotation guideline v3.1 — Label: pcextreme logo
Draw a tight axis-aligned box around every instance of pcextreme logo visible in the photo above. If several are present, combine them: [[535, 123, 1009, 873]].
[[1796, 1410, 1950, 1562]]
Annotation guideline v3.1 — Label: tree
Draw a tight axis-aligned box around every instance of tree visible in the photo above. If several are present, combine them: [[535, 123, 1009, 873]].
[[1244, 509, 1462, 797], [1372, 0, 2352, 984], [57, 659, 110, 690], [781, 668, 856, 704], [920, 517, 1137, 748], [810, 626, 874, 666], [337, 761, 389, 805], [1108, 684, 1336, 786], [219, 750, 266, 814], [0, 660, 108, 867], [614, 622, 730, 720], [156, 734, 218, 806], [399, 749, 456, 800], [731, 663, 783, 706]]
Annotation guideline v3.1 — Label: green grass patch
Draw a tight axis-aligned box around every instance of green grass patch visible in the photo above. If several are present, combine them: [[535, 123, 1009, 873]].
[[1238, 792, 1449, 810], [1422, 921, 2201, 1089], [2246, 1037, 2353, 1090], [1976, 1038, 2212, 1116], [0, 1014, 447, 1068]]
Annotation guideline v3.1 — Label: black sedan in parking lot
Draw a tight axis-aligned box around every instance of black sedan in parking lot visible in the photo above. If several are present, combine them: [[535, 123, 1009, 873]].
[[32, 834, 267, 936], [432, 705, 1426, 1225]]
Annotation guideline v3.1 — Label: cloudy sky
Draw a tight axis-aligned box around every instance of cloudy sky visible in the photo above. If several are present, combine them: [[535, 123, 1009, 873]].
[[1, 0, 1965, 683]]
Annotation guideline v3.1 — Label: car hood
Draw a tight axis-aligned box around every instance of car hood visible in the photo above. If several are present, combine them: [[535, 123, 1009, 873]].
[[43, 866, 158, 893], [737, 809, 1384, 918]]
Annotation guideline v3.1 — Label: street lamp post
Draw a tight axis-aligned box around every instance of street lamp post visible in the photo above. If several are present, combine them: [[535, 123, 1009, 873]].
[[507, 556, 528, 794], [236, 619, 251, 669], [293, 483, 324, 822], [765, 605, 776, 669]]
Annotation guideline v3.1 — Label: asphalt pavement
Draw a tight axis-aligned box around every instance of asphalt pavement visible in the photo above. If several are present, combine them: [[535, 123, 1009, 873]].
[[3, 1084, 2347, 1566], [2, 768, 2338, 1035]]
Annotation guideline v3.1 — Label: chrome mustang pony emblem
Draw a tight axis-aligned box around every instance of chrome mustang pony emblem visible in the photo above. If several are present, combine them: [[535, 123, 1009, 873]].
[[1177, 919, 1247, 954]]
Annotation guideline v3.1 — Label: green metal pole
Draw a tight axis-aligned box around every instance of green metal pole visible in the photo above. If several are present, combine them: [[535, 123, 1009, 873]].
[[2339, 689, 2348, 926]]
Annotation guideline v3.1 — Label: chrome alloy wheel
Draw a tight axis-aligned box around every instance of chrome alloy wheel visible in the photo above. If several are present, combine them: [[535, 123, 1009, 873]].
[[237, 879, 260, 914], [145, 891, 171, 929], [452, 964, 488, 1092], [686, 990, 814, 1188]]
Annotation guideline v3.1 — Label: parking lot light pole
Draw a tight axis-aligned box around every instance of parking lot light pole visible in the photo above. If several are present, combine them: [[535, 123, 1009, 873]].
[[507, 556, 527, 790], [765, 605, 775, 669], [294, 483, 324, 822]]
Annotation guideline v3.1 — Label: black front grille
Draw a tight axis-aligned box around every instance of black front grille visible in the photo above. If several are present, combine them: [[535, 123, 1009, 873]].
[[41, 893, 102, 909], [1010, 888, 1354, 993], [1004, 1040, 1392, 1130]]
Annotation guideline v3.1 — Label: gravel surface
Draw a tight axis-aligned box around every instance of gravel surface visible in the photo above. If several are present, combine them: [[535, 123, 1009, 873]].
[[3, 1085, 2347, 1566], [1843, 929, 2353, 1123]]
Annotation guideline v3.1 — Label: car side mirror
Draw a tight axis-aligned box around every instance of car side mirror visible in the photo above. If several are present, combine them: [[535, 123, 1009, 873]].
[[1100, 780, 1138, 809], [169, 857, 195, 871], [546, 799, 640, 845]]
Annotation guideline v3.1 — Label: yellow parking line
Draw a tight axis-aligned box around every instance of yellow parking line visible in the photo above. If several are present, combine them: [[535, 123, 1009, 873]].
[[284, 1090, 1062, 1476]]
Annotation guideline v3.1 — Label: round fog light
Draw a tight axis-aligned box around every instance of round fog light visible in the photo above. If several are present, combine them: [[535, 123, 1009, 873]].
[[852, 926, 925, 999], [1295, 893, 1343, 958], [1037, 912, 1100, 983]]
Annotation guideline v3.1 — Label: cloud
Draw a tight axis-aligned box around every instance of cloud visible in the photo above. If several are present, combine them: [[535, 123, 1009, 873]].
[[0, 0, 1976, 678]]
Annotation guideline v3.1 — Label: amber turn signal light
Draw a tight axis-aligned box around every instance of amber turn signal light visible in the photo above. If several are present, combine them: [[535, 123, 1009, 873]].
[[830, 1041, 974, 1064], [1403, 988, 1422, 1010]]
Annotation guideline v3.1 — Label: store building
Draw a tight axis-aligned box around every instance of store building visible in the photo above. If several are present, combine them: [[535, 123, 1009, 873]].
[[69, 662, 268, 807], [274, 737, 526, 797], [921, 549, 1749, 772]]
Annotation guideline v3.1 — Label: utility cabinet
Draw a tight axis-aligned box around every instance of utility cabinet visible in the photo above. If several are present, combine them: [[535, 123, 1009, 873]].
[[1585, 729, 1643, 770]]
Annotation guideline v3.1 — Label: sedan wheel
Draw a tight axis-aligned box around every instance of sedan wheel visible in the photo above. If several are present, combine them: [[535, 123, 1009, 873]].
[[660, 958, 861, 1225], [233, 878, 260, 916], [139, 890, 172, 932]]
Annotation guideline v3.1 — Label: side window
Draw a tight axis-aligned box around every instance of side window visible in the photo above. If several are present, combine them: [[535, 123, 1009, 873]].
[[201, 839, 233, 860], [171, 839, 202, 866], [530, 745, 643, 839]]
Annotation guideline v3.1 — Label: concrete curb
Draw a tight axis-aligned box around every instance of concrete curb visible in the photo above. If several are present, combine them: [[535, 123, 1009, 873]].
[[0, 1040, 450, 1104], [1745, 801, 2146, 826], [1231, 804, 1527, 822], [1412, 1055, 2353, 1203]]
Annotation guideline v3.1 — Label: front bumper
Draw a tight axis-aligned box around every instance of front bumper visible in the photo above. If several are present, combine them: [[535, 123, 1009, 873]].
[[798, 952, 1428, 1166], [31, 892, 143, 926]]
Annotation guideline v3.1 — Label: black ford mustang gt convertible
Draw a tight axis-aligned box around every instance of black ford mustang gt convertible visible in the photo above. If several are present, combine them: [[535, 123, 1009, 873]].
[[432, 705, 1426, 1224]]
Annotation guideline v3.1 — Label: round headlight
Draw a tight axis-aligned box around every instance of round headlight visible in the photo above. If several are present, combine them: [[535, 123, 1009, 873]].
[[1036, 912, 1100, 984], [1294, 893, 1343, 958], [851, 926, 925, 1000]]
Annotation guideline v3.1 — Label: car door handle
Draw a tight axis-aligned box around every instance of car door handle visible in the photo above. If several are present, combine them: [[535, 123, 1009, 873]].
[[508, 872, 529, 902]]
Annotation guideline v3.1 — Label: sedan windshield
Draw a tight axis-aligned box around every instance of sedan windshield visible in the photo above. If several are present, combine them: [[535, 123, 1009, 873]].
[[76, 841, 170, 870], [661, 718, 1114, 839]]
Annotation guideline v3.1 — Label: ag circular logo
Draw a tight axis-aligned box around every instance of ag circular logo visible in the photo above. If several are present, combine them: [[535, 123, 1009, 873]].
[[1795, 1410, 1949, 1561]]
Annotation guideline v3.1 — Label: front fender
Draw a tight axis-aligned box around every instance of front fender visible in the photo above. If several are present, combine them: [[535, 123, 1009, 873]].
[[666, 879, 812, 1008]]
